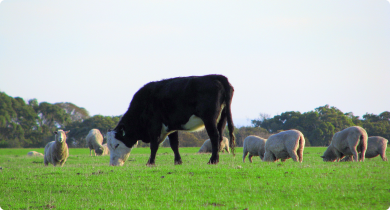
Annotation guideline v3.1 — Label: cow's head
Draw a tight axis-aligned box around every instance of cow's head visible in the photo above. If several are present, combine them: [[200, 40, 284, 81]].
[[107, 126, 132, 166], [54, 130, 70, 143]]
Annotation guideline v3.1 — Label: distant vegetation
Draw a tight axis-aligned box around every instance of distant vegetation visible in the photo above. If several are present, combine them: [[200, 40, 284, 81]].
[[0, 92, 388, 148], [252, 105, 390, 146]]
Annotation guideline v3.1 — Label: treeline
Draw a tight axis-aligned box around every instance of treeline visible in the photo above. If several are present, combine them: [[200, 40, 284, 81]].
[[1, 92, 388, 148], [251, 105, 390, 146], [0, 92, 268, 148]]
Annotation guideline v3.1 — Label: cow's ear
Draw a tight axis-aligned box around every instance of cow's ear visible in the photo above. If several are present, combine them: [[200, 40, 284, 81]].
[[320, 156, 324, 158], [108, 129, 112, 132], [64, 130, 70, 135], [54, 131, 58, 135]]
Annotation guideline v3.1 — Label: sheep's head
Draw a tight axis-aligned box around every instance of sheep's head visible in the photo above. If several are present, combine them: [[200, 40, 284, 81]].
[[321, 144, 338, 162], [320, 155, 337, 162], [95, 146, 104, 156], [54, 130, 70, 143], [107, 129, 132, 166]]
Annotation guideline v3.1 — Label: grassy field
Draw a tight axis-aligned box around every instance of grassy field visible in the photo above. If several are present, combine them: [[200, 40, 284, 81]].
[[0, 147, 389, 210]]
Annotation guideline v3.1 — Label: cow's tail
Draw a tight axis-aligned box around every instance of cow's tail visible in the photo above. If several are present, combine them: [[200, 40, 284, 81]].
[[359, 129, 368, 162], [219, 76, 236, 156]]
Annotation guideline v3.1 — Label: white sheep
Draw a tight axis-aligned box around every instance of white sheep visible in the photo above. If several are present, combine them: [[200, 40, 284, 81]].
[[321, 126, 368, 162], [263, 129, 305, 162], [44, 130, 70, 167], [102, 143, 110, 156], [86, 129, 105, 156], [340, 136, 388, 161], [242, 135, 267, 163], [198, 137, 230, 153], [27, 151, 43, 157]]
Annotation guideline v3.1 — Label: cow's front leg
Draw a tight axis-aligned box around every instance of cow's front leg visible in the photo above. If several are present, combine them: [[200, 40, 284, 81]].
[[168, 132, 182, 165], [147, 141, 159, 166]]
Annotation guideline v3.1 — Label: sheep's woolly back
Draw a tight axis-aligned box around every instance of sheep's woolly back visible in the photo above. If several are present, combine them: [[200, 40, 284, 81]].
[[242, 135, 267, 162], [44, 130, 70, 167], [322, 126, 368, 162], [27, 151, 43, 157], [198, 137, 229, 153], [86, 129, 105, 156], [340, 136, 388, 161], [263, 129, 305, 162]]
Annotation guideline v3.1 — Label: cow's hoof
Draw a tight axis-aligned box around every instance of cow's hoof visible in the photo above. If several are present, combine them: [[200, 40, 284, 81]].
[[146, 163, 155, 167], [207, 159, 219, 165], [174, 159, 183, 165]]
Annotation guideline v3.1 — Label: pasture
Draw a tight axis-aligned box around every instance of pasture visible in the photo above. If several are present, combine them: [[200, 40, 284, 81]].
[[0, 147, 389, 209]]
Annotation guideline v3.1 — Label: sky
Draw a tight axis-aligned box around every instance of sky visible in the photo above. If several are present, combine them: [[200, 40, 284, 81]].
[[0, 0, 389, 127]]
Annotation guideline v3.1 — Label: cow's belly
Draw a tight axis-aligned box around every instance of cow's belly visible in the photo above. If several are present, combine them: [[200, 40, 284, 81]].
[[182, 115, 205, 131]]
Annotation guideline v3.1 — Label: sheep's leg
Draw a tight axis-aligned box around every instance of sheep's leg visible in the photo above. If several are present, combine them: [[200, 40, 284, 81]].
[[358, 153, 363, 161], [350, 148, 359, 162], [168, 132, 182, 165], [288, 150, 299, 162], [243, 149, 248, 163], [347, 140, 359, 162], [248, 154, 253, 163], [380, 152, 388, 161], [298, 146, 304, 163]]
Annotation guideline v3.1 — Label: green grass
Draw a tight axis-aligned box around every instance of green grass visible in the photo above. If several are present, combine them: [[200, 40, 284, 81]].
[[0, 147, 389, 209]]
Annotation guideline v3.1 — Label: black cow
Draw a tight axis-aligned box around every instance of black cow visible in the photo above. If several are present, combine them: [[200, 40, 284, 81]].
[[107, 74, 235, 166]]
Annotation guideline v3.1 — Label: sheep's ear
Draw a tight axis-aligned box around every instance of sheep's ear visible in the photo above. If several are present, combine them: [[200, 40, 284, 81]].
[[108, 129, 112, 132], [64, 130, 70, 135], [54, 131, 58, 135]]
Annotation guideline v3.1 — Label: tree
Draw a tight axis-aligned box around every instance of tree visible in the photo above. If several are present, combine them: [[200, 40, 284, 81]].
[[64, 115, 121, 147], [55, 102, 89, 122]]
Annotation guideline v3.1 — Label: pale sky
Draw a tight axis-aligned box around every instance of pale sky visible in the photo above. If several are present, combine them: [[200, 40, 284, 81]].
[[1, 0, 389, 126]]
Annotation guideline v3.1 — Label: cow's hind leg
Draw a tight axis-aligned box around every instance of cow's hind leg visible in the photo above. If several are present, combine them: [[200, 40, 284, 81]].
[[168, 132, 182, 165], [204, 120, 220, 164]]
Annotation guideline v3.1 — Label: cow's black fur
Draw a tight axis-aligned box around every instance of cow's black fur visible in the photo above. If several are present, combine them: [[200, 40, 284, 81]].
[[113, 74, 235, 165]]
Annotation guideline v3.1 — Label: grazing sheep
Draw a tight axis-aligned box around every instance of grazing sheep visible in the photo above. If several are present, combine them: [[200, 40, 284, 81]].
[[242, 135, 267, 163], [263, 129, 305, 162], [27, 151, 43, 157], [86, 129, 105, 156], [321, 126, 368, 162], [340, 136, 388, 161], [44, 130, 70, 167], [102, 143, 110, 156], [198, 137, 230, 154]]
